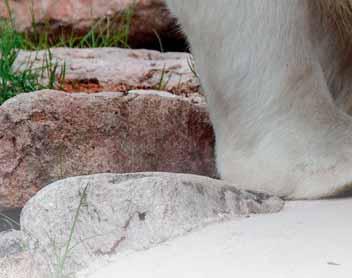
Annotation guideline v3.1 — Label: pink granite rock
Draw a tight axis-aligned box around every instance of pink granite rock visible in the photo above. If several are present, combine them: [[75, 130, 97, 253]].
[[0, 89, 215, 210], [14, 47, 201, 97], [0, 0, 181, 49]]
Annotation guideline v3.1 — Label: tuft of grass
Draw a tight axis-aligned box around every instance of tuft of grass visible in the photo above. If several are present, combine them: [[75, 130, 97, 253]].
[[153, 29, 164, 53], [0, 2, 134, 105], [53, 184, 89, 278], [21, 4, 134, 50], [0, 21, 65, 105], [0, 211, 20, 230], [155, 64, 172, 91], [0, 184, 91, 278], [187, 56, 199, 79], [77, 8, 133, 49]]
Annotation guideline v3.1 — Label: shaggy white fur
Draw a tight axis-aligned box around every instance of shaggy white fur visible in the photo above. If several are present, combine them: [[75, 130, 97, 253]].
[[165, 0, 352, 199]]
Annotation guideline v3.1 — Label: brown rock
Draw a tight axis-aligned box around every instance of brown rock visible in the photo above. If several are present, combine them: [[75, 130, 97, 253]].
[[0, 0, 182, 49], [0, 89, 216, 210]]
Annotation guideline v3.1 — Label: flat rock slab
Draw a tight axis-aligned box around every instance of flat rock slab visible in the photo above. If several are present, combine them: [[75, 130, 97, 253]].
[[21, 172, 284, 275], [79, 198, 352, 278], [14, 47, 200, 96], [0, 89, 215, 210]]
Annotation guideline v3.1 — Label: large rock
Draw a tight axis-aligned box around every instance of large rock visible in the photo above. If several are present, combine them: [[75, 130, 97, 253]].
[[21, 172, 284, 275], [0, 0, 182, 49], [0, 89, 215, 210], [14, 47, 200, 96]]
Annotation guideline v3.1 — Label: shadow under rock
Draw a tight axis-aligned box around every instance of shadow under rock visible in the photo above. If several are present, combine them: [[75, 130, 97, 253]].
[[0, 208, 21, 232]]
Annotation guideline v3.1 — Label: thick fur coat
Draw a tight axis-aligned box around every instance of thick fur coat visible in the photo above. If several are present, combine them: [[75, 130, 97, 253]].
[[317, 0, 352, 46], [165, 0, 352, 199]]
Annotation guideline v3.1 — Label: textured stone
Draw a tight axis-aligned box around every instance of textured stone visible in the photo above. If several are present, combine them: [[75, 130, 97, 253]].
[[14, 47, 200, 96], [0, 0, 181, 49], [21, 172, 284, 275], [0, 230, 24, 258], [0, 89, 215, 210], [0, 252, 45, 278]]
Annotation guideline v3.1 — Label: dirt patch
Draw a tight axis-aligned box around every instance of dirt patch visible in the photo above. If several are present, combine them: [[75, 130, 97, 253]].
[[59, 79, 201, 97]]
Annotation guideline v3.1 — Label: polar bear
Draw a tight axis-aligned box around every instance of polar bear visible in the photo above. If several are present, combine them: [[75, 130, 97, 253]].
[[165, 0, 352, 199]]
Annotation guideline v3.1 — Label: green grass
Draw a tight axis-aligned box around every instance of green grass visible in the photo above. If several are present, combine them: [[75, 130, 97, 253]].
[[25, 6, 134, 50], [0, 184, 91, 278], [76, 10, 133, 49], [53, 184, 89, 278], [0, 1, 134, 105], [3, 0, 134, 51], [155, 64, 172, 91], [0, 21, 62, 104]]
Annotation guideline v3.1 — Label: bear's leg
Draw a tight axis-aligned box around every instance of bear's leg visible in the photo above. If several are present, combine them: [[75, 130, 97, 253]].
[[166, 0, 352, 199], [312, 9, 352, 116]]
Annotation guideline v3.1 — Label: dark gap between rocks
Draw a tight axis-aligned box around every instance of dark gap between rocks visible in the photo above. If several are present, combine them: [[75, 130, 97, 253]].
[[0, 208, 21, 232]]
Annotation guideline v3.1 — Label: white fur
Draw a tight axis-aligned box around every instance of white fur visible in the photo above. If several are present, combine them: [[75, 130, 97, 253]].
[[165, 0, 352, 199]]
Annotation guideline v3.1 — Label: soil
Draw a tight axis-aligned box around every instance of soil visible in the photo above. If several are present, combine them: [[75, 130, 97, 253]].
[[58, 78, 201, 97]]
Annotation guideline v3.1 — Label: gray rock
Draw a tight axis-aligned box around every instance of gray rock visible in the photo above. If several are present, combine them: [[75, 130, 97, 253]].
[[0, 252, 45, 278], [21, 172, 284, 275], [0, 230, 24, 258]]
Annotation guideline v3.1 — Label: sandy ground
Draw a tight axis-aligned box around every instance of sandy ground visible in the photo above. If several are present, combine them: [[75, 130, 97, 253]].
[[80, 198, 352, 278]]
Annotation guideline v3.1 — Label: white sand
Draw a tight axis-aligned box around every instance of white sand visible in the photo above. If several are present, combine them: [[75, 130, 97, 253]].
[[80, 198, 352, 278]]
